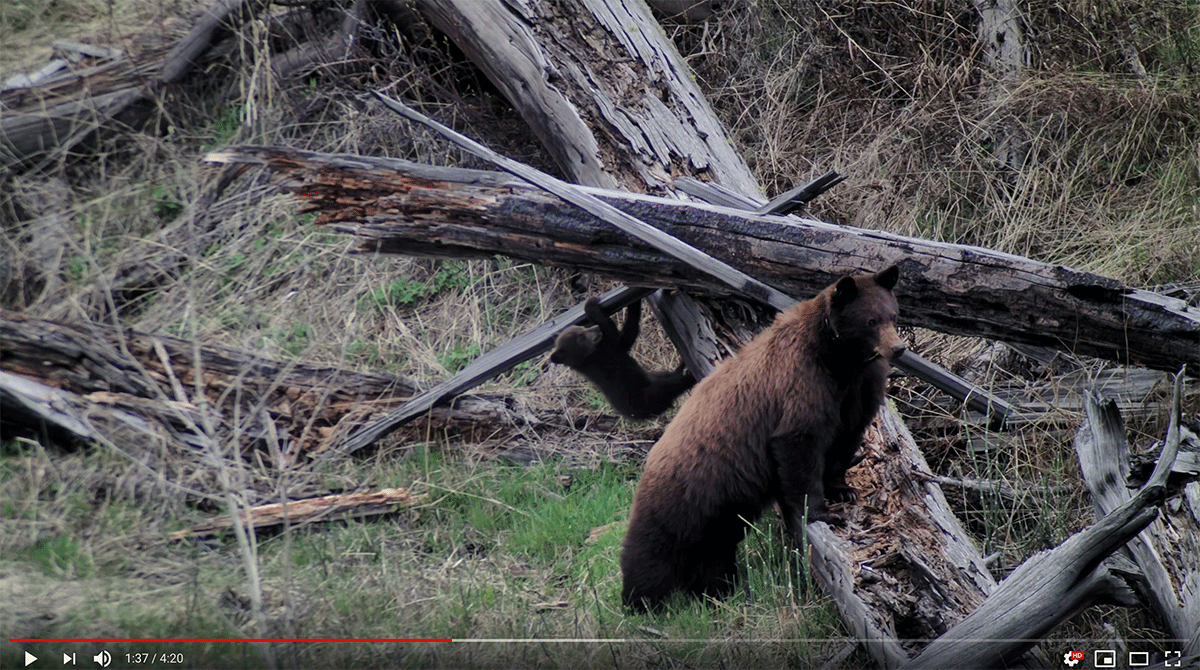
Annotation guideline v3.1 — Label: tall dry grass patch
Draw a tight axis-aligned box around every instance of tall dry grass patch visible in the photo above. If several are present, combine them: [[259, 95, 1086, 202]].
[[684, 0, 1199, 286]]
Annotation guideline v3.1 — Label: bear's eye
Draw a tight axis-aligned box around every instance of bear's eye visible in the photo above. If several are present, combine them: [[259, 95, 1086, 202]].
[[868, 318, 878, 327]]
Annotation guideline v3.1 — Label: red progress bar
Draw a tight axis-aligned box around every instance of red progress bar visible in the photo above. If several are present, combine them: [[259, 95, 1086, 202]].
[[10, 639, 451, 643]]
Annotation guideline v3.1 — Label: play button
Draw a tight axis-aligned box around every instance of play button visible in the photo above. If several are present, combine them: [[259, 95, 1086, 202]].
[[24, 651, 37, 666]]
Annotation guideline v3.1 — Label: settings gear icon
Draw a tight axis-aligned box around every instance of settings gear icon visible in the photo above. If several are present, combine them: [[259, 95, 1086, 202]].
[[1063, 651, 1083, 666]]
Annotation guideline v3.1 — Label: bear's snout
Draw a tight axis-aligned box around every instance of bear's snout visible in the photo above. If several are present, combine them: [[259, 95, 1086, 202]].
[[876, 324, 906, 360]]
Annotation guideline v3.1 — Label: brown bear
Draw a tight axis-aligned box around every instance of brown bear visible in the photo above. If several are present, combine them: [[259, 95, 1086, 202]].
[[551, 298, 695, 420], [620, 265, 903, 611]]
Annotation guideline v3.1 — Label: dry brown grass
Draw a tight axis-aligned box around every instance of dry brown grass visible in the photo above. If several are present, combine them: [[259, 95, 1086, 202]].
[[685, 0, 1199, 286]]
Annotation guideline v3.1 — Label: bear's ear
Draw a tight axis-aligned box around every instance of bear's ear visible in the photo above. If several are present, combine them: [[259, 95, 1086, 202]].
[[831, 275, 859, 308], [875, 265, 899, 290]]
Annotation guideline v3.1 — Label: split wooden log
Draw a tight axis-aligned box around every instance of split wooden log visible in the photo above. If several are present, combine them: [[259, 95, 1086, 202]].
[[166, 487, 426, 539], [1074, 379, 1200, 656], [808, 407, 997, 668], [205, 145, 1200, 374]]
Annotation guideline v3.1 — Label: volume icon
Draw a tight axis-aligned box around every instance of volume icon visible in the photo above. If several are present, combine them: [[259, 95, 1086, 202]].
[[92, 650, 111, 668]]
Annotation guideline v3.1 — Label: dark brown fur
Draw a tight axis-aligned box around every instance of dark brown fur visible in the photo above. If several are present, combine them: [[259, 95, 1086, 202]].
[[550, 298, 695, 420], [620, 266, 904, 611]]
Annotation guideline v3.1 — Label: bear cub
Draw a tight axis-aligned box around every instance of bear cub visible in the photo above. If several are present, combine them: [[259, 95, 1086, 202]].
[[551, 298, 695, 420], [621, 265, 904, 611]]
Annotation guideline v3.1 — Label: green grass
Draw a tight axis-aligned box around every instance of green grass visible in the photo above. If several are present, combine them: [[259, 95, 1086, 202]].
[[2, 434, 846, 668], [19, 533, 95, 578], [364, 260, 477, 314]]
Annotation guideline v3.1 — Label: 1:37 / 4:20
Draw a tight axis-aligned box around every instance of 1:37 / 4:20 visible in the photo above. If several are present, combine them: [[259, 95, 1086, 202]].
[[125, 652, 184, 664]]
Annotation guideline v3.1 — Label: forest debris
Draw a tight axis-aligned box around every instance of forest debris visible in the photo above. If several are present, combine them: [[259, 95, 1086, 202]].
[[903, 370, 1194, 669], [167, 488, 425, 539], [1074, 373, 1200, 656], [0, 310, 542, 463]]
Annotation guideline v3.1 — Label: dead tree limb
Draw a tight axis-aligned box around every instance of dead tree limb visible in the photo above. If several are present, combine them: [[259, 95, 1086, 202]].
[[205, 145, 1200, 374], [166, 487, 427, 539], [1074, 375, 1200, 656], [372, 91, 792, 311], [326, 285, 654, 459], [902, 371, 1192, 669]]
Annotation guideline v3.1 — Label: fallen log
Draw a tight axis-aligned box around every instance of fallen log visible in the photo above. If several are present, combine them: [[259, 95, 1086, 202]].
[[901, 372, 1191, 669], [1074, 383, 1200, 656], [0, 311, 542, 463], [808, 406, 997, 667], [205, 145, 1200, 374], [1, 0, 272, 170]]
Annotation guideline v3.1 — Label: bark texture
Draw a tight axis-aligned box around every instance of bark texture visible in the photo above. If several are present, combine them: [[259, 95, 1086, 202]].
[[209, 145, 1200, 373]]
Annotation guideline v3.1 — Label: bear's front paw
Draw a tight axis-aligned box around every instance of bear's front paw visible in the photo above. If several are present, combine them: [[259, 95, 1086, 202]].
[[811, 510, 848, 527], [825, 483, 859, 504]]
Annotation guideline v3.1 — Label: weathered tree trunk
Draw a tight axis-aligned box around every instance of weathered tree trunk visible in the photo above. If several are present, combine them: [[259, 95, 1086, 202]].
[[207, 145, 1200, 374], [0, 311, 541, 465], [1074, 389, 1200, 657], [406, 0, 761, 196]]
